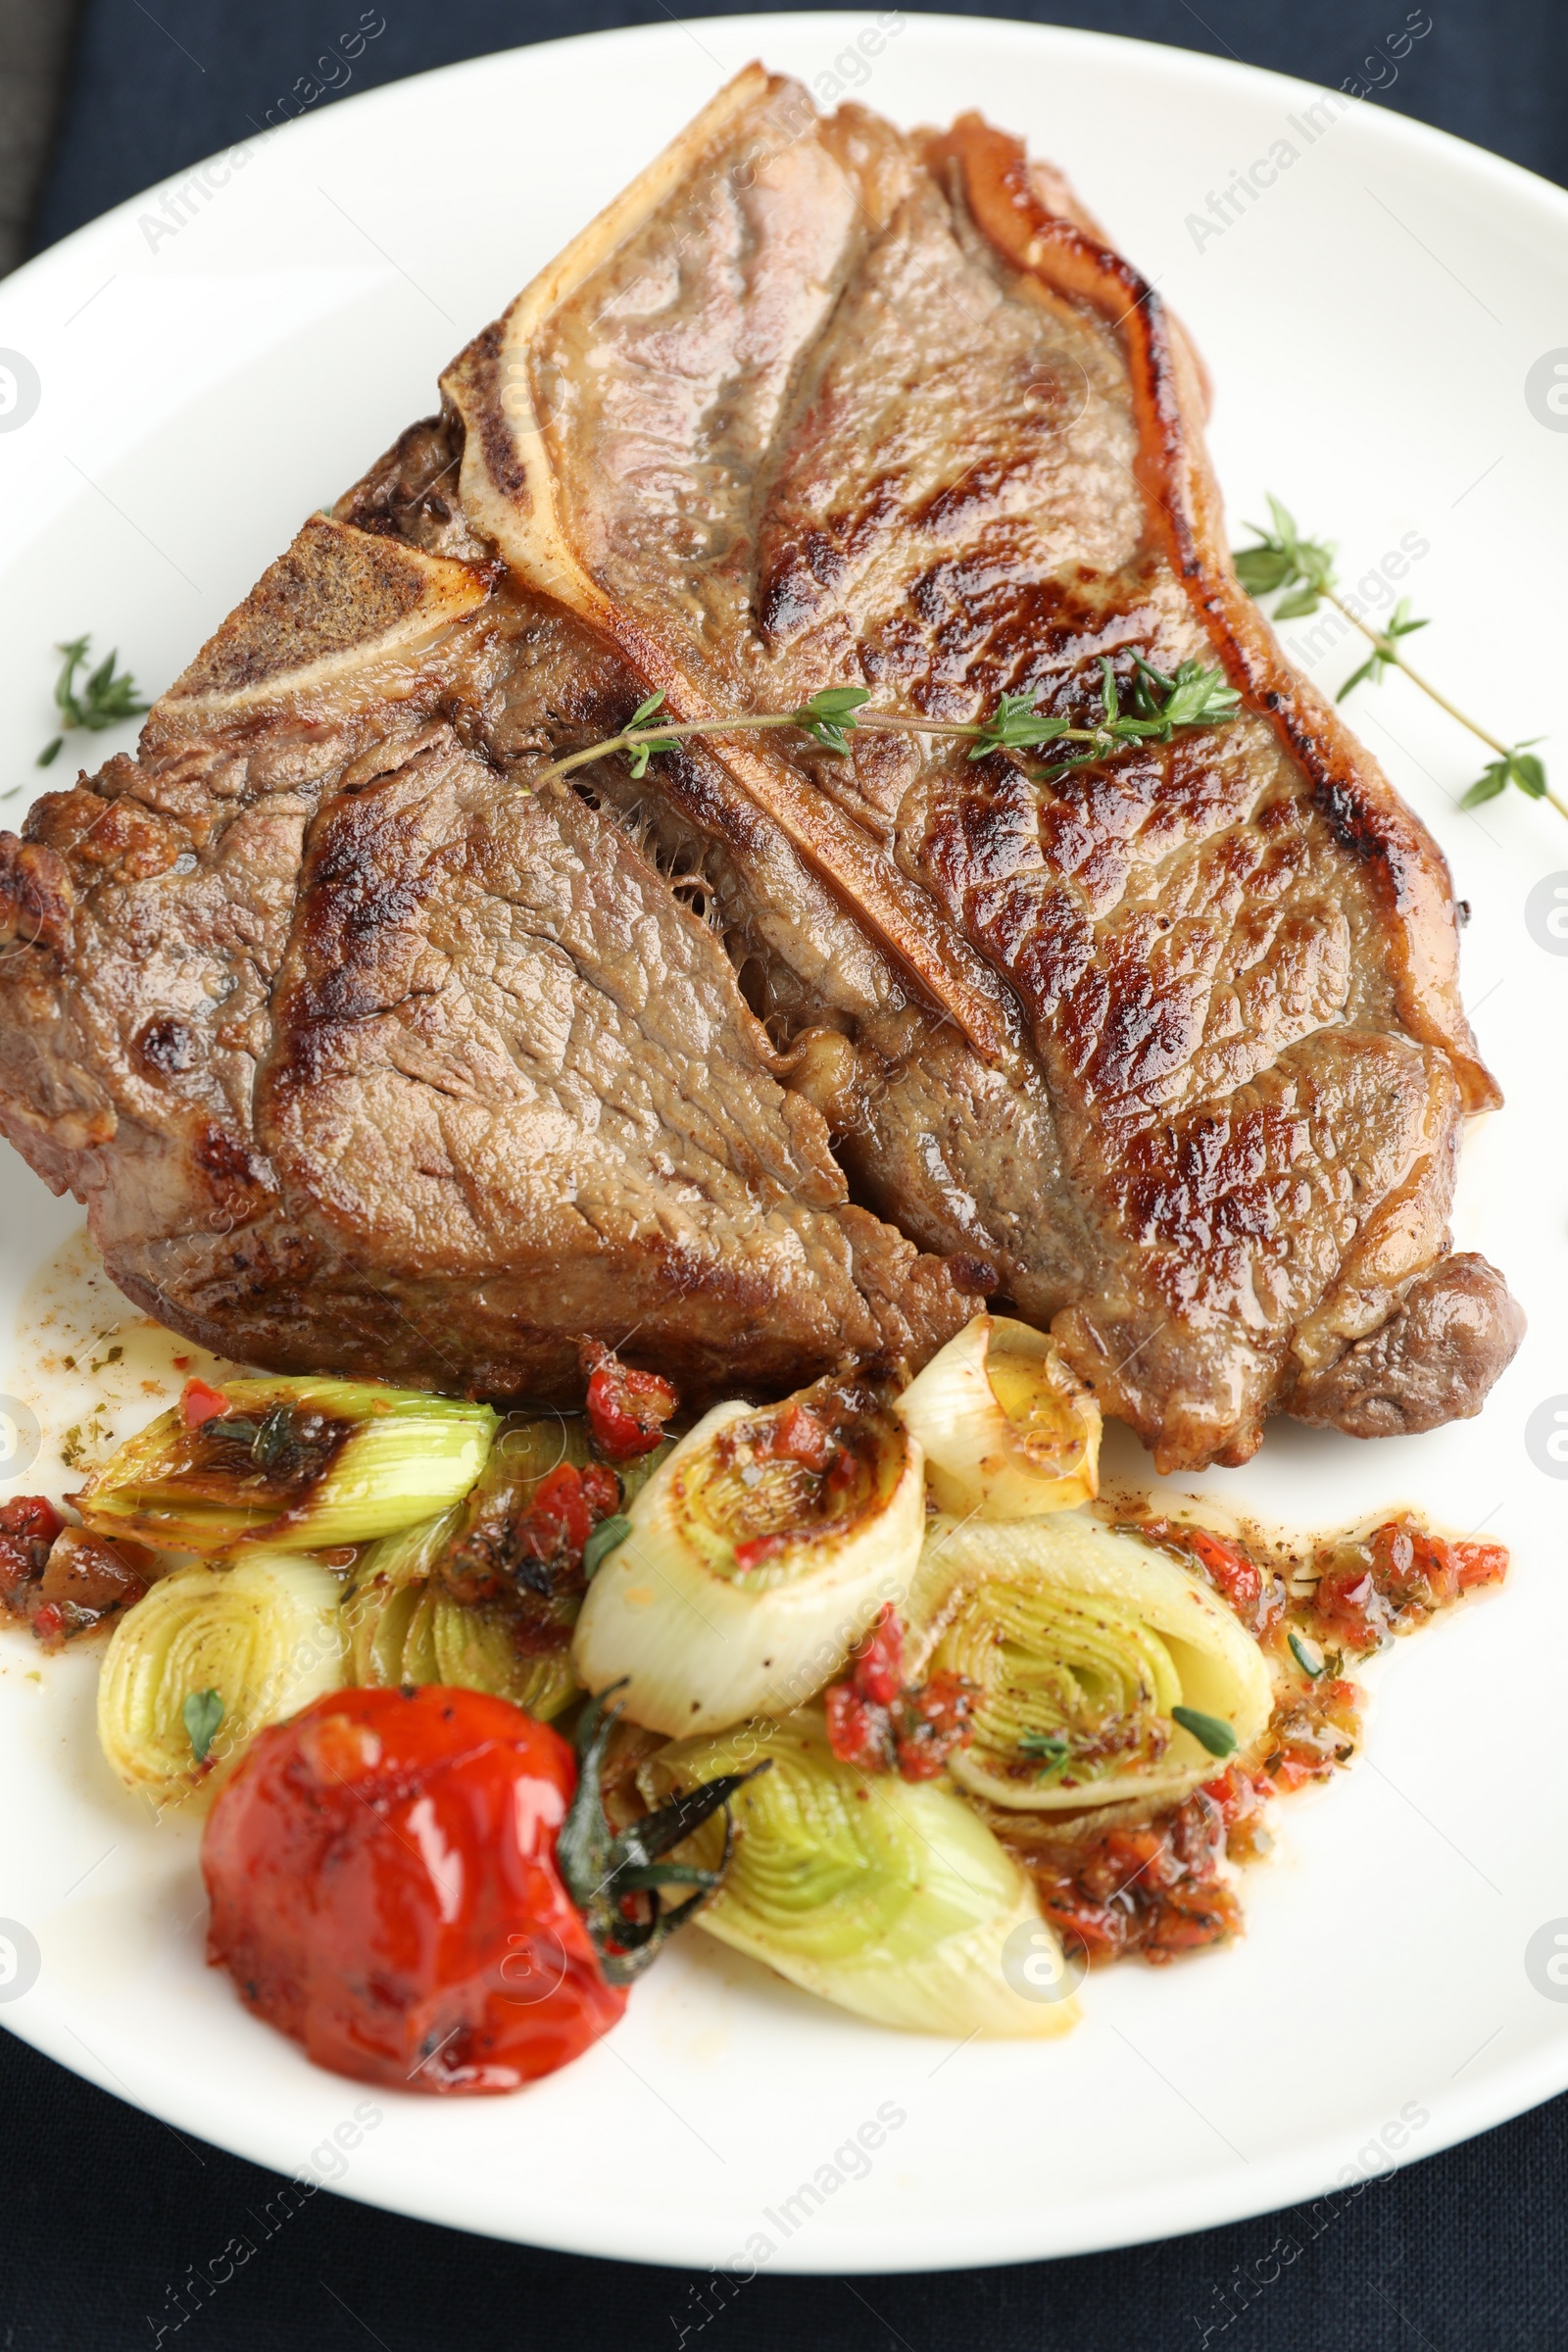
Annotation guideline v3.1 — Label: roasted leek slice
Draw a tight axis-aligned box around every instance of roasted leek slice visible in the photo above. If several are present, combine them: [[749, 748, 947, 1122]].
[[895, 1315, 1101, 1519], [340, 1413, 661, 1720], [343, 1509, 577, 1722], [573, 1378, 923, 1736], [76, 1377, 495, 1554], [641, 1713, 1078, 2035], [905, 1513, 1271, 1810], [97, 1549, 346, 1804]]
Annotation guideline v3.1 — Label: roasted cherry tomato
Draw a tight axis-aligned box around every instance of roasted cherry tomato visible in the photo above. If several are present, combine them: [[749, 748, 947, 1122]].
[[202, 1684, 753, 2094], [203, 1687, 624, 2092], [0, 1495, 63, 1618]]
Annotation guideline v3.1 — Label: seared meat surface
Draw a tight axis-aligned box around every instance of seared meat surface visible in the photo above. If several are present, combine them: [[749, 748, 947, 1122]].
[[0, 69, 1520, 1466]]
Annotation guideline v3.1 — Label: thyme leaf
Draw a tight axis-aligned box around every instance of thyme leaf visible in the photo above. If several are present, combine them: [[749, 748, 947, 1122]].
[[1463, 744, 1546, 808], [789, 684, 871, 754], [1337, 597, 1429, 700], [37, 634, 152, 768], [1288, 1629, 1326, 1680], [1234, 494, 1338, 614], [623, 690, 676, 779], [967, 691, 1070, 759], [1171, 1704, 1238, 1759], [1017, 1730, 1071, 1777], [183, 1688, 223, 1763], [582, 1514, 631, 1579]]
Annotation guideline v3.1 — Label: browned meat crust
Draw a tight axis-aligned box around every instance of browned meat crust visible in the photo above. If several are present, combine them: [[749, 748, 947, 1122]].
[[1283, 1254, 1526, 1439], [0, 69, 1520, 1463]]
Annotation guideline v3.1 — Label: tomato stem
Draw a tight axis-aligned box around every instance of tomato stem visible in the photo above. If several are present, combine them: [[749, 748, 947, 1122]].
[[558, 1683, 766, 1984]]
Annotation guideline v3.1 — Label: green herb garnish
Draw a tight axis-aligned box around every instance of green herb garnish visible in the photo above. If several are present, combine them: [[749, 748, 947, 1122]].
[[1171, 1704, 1238, 1760], [182, 1688, 224, 1763], [1234, 495, 1561, 821], [36, 634, 152, 768], [622, 691, 677, 779], [968, 688, 1071, 759], [530, 660, 1240, 794], [1017, 1731, 1071, 1778], [791, 684, 873, 754], [557, 1682, 765, 1984], [582, 1514, 631, 1579], [1288, 1629, 1326, 1680]]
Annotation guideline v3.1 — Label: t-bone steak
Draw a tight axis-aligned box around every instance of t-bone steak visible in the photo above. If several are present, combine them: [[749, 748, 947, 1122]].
[[0, 68, 1523, 1470]]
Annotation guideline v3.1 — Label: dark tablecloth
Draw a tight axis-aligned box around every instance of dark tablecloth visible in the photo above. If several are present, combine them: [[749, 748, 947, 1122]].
[[11, 5, 1568, 2346]]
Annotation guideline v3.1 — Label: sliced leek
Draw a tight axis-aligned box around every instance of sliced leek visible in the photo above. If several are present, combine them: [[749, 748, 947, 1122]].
[[339, 1413, 641, 1720], [895, 1315, 1101, 1519], [641, 1714, 1078, 2036], [573, 1379, 924, 1736], [343, 1509, 577, 1721], [905, 1513, 1271, 1811], [97, 1549, 346, 1804], [76, 1378, 496, 1554]]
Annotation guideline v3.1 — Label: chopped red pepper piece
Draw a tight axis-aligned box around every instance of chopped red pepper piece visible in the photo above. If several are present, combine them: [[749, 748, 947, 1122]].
[[29, 1600, 66, 1647], [526, 1463, 595, 1560], [848, 1604, 903, 1707], [825, 1681, 893, 1771], [0, 1496, 67, 1625], [823, 1611, 975, 1783], [1198, 1764, 1269, 1830], [1183, 1527, 1263, 1616], [733, 1532, 788, 1574], [1309, 1515, 1506, 1650], [893, 1671, 974, 1781], [580, 1342, 677, 1462], [0, 1495, 63, 1547], [1139, 1516, 1281, 1638], [1313, 1563, 1394, 1650], [1453, 1541, 1508, 1592], [579, 1463, 621, 1522], [180, 1378, 230, 1430], [1024, 1788, 1246, 1967], [763, 1401, 833, 1472]]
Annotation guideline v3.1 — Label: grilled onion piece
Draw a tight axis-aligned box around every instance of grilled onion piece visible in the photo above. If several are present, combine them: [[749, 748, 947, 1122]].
[[573, 1379, 923, 1737], [895, 1315, 1101, 1519]]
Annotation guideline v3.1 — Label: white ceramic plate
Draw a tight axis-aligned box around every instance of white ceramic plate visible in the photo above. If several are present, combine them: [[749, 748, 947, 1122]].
[[2, 12, 1566, 2275]]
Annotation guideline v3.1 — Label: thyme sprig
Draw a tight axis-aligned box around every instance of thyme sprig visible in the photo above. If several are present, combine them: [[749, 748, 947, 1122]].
[[36, 634, 152, 769], [1234, 495, 1562, 821], [530, 658, 1241, 794], [1017, 1730, 1071, 1779]]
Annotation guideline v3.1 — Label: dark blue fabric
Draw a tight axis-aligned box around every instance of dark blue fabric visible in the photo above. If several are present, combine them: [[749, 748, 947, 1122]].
[[26, 0, 1568, 249], [1, 2023, 1566, 2347], [11, 5, 1568, 2345]]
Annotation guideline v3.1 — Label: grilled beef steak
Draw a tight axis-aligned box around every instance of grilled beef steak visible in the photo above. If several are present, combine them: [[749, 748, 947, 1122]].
[[0, 69, 1521, 1469]]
